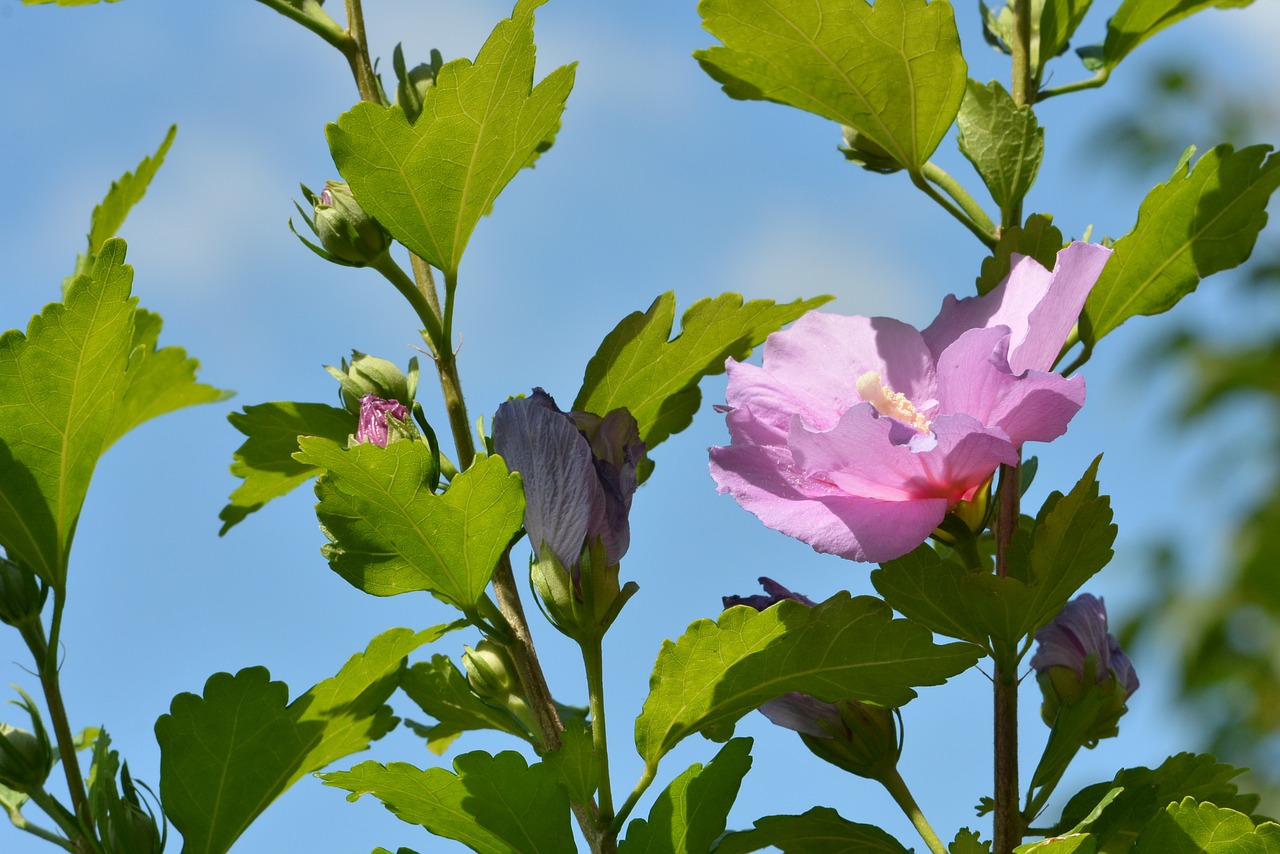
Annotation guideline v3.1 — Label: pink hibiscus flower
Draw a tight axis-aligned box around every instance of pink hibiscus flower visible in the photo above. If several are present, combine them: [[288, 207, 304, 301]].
[[708, 242, 1111, 563]]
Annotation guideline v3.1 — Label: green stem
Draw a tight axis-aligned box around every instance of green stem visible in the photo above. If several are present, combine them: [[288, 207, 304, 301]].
[[921, 162, 997, 236], [409, 253, 445, 331], [28, 596, 93, 842], [252, 0, 349, 50], [610, 763, 657, 836], [908, 170, 998, 249], [368, 253, 446, 355], [880, 768, 949, 854], [993, 463, 1025, 854], [1010, 0, 1035, 110], [580, 638, 614, 826], [342, 0, 381, 103], [1039, 69, 1111, 102]]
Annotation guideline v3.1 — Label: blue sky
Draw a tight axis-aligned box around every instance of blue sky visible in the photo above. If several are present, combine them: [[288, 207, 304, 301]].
[[3, 0, 1279, 851]]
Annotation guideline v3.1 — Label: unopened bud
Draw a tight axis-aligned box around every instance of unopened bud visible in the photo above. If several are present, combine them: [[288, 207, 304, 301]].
[[0, 692, 54, 794], [312, 181, 391, 266], [462, 640, 518, 701], [0, 557, 45, 628], [326, 352, 416, 415], [353, 395, 417, 448]]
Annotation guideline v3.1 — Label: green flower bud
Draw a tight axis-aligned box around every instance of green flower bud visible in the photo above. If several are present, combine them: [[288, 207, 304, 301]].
[[530, 539, 638, 643], [106, 764, 165, 854], [840, 125, 903, 174], [462, 639, 518, 701], [0, 693, 54, 795], [312, 181, 391, 266], [326, 351, 417, 414], [0, 556, 46, 628], [795, 700, 901, 782]]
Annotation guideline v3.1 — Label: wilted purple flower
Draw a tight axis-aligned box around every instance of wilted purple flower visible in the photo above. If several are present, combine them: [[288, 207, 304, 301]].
[[725, 577, 901, 777], [1031, 594, 1139, 697], [493, 389, 644, 571], [709, 242, 1112, 563], [355, 394, 410, 448]]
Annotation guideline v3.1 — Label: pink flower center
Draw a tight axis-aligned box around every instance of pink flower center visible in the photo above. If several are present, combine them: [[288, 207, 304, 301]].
[[856, 372, 932, 434]]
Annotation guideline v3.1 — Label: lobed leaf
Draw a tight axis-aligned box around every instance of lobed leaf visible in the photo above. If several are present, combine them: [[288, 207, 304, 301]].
[[400, 654, 533, 754], [322, 751, 574, 854], [1048, 753, 1261, 847], [156, 626, 447, 854], [542, 722, 598, 805], [296, 440, 525, 610], [695, 0, 967, 171], [716, 806, 912, 853], [0, 239, 225, 588], [66, 125, 176, 290], [219, 402, 355, 533], [621, 738, 752, 854], [1084, 144, 1280, 344], [574, 292, 830, 467], [327, 0, 575, 278], [974, 214, 1063, 295], [634, 593, 980, 764], [1099, 0, 1255, 72], [1132, 798, 1280, 854], [1014, 835, 1096, 854]]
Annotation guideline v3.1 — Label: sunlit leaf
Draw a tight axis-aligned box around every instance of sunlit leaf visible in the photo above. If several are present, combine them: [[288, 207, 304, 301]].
[[1133, 797, 1280, 854], [327, 0, 574, 278], [621, 738, 752, 854], [323, 751, 574, 854], [957, 80, 1043, 217], [1099, 0, 1255, 72], [400, 654, 532, 753], [634, 593, 980, 763], [696, 0, 966, 171], [219, 402, 355, 533], [296, 440, 525, 610], [1084, 144, 1280, 344]]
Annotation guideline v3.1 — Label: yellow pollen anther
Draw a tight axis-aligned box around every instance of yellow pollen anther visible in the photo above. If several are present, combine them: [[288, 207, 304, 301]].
[[856, 371, 932, 434]]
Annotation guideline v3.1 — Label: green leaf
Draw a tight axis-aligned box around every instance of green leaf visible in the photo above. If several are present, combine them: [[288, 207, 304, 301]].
[[66, 125, 176, 290], [156, 626, 449, 854], [695, 0, 967, 171], [1084, 144, 1280, 344], [957, 80, 1043, 217], [634, 593, 981, 764], [322, 751, 574, 854], [219, 402, 355, 534], [874, 458, 1114, 646], [574, 292, 830, 466], [296, 440, 525, 610], [0, 239, 225, 588], [1133, 798, 1280, 854], [975, 214, 1063, 295], [716, 806, 911, 853], [1048, 753, 1261, 848], [1015, 835, 1096, 854], [326, 0, 575, 278], [542, 721, 598, 804], [1100, 0, 1255, 72], [1038, 0, 1094, 66], [621, 738, 753, 854], [400, 654, 533, 753], [953, 828, 993, 854]]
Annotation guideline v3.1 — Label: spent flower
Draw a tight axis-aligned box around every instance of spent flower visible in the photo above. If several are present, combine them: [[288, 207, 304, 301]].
[[709, 242, 1111, 563]]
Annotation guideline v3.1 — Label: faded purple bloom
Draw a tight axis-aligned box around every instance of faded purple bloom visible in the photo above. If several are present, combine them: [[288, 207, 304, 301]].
[[1031, 593, 1139, 698], [493, 389, 644, 570], [709, 242, 1111, 563], [355, 394, 410, 448]]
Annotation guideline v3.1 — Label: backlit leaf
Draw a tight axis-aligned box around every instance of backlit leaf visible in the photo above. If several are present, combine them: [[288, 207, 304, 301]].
[[716, 806, 912, 853]]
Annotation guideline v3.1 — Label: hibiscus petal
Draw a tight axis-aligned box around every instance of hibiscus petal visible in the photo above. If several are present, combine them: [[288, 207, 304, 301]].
[[493, 390, 597, 569], [708, 442, 948, 563], [745, 312, 937, 425], [923, 241, 1111, 373], [935, 326, 1086, 447]]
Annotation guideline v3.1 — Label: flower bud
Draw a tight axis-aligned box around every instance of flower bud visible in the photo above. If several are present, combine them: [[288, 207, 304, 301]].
[[353, 394, 416, 448], [312, 181, 391, 266], [326, 352, 416, 415], [462, 639, 518, 701], [0, 692, 54, 794], [0, 556, 46, 628], [840, 126, 903, 174], [796, 699, 901, 781], [1031, 594, 1139, 741], [106, 764, 165, 854]]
